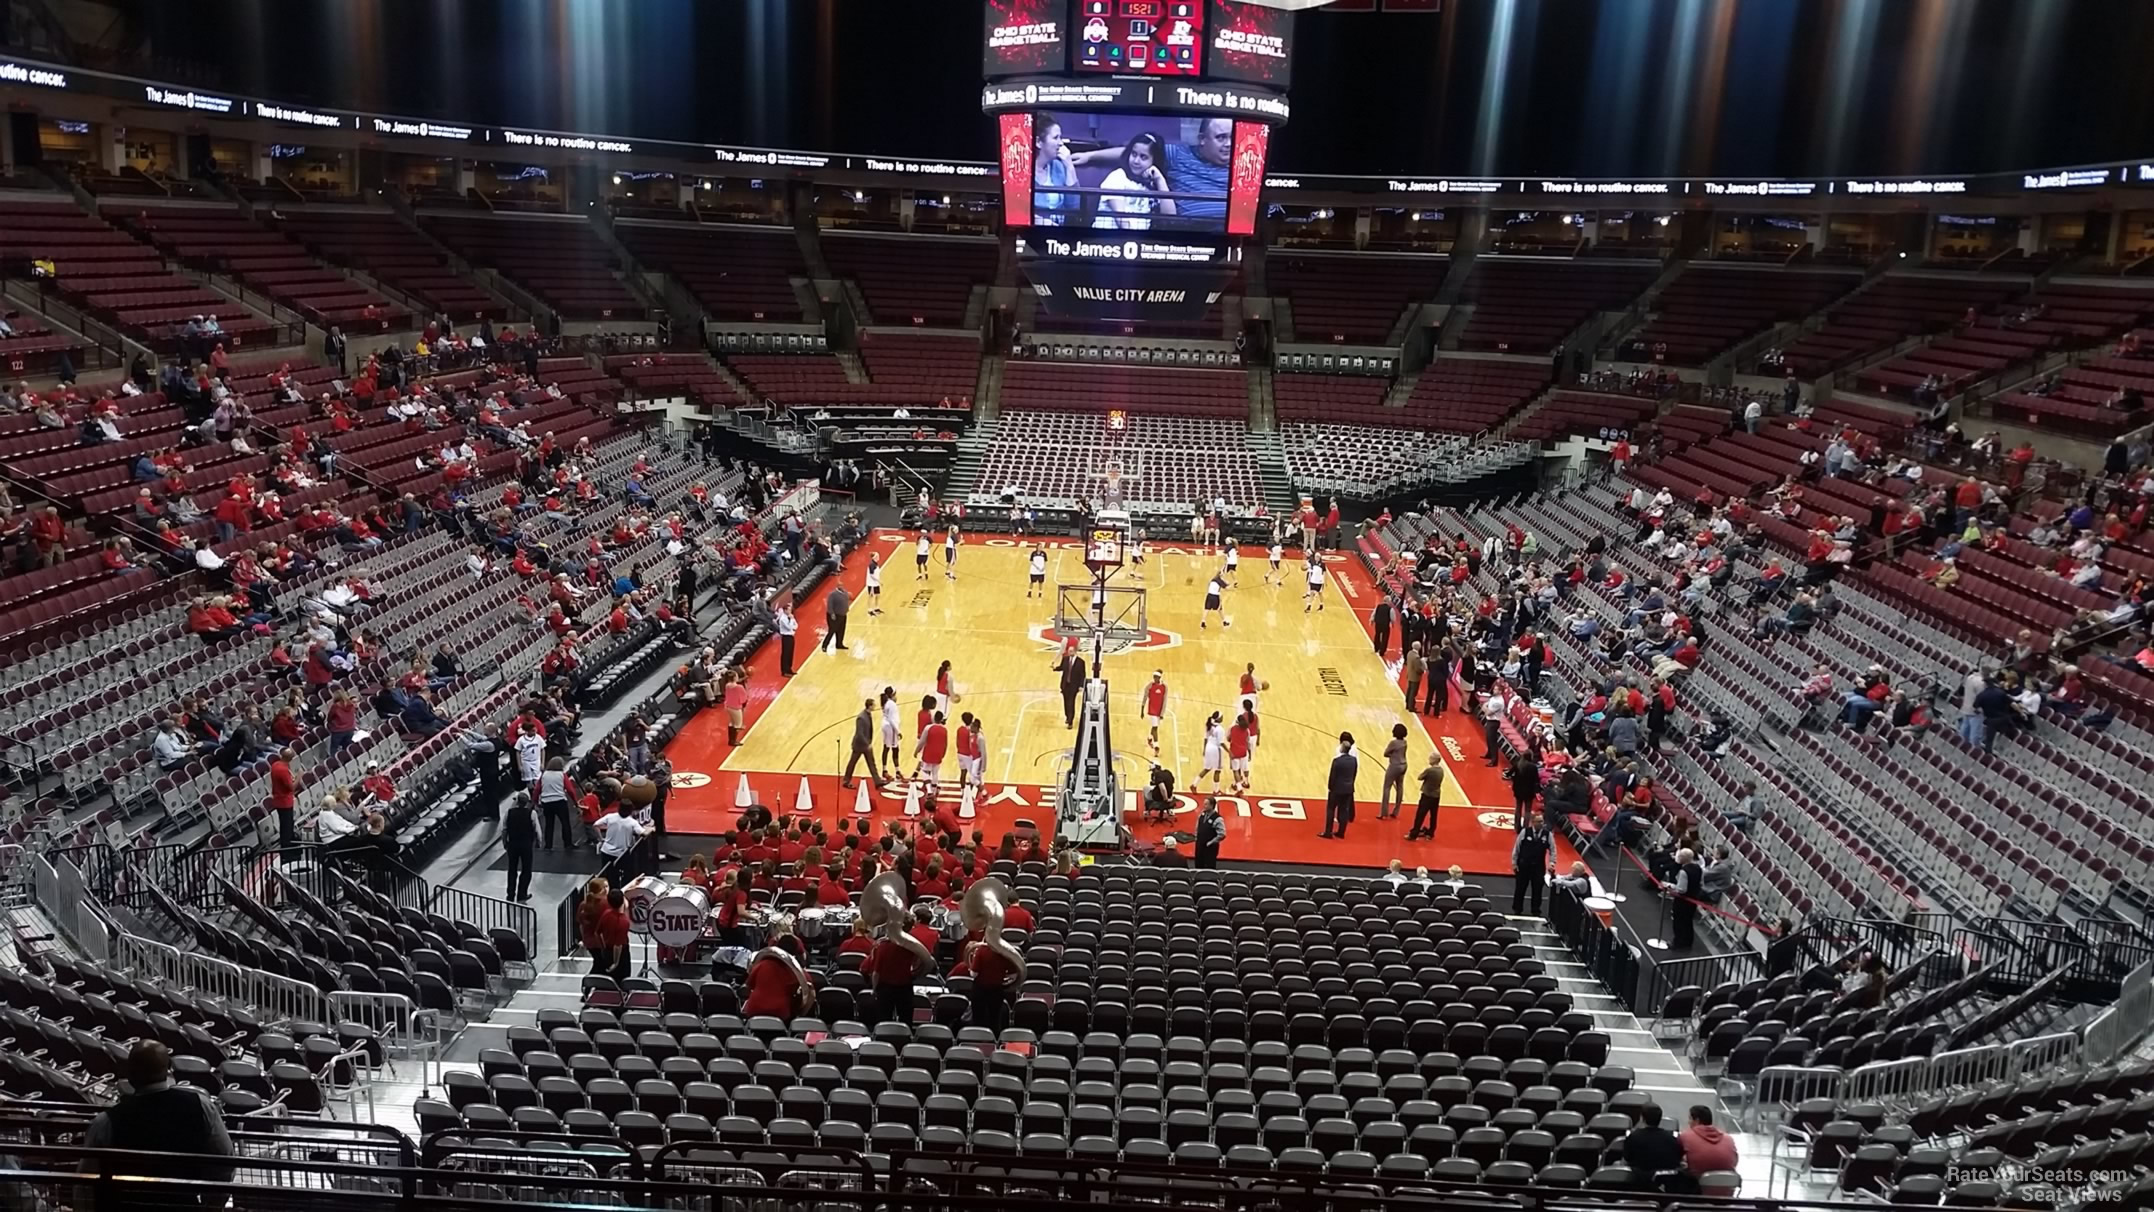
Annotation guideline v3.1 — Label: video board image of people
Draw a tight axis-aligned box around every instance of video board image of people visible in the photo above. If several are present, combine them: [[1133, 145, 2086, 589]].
[[1029, 110, 1236, 233]]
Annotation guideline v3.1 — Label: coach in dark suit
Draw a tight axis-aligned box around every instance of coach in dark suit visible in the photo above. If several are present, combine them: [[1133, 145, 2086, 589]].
[[1059, 651, 1089, 728], [1320, 732, 1358, 840], [842, 699, 881, 788], [1371, 598, 1393, 656]]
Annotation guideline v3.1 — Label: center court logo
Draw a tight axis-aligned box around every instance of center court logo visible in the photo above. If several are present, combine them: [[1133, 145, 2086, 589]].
[[669, 771, 713, 789], [1032, 623, 1181, 656]]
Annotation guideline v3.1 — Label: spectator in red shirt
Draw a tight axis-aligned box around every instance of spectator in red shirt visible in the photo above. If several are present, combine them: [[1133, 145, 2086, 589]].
[[325, 690, 359, 749], [267, 749, 299, 847], [270, 705, 304, 746], [29, 506, 65, 568], [359, 764, 396, 810]]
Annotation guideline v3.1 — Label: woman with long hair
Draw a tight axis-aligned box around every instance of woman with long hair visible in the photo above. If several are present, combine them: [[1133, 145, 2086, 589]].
[[878, 686, 902, 773], [934, 660, 956, 715], [577, 877, 611, 969], [1199, 711, 1226, 794]]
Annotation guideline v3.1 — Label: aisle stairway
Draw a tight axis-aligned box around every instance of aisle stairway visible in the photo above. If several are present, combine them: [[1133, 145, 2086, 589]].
[[1516, 914, 1789, 1197], [1245, 429, 1294, 510], [943, 419, 997, 500]]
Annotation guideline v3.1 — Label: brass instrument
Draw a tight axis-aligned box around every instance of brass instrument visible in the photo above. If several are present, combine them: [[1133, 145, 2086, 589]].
[[960, 877, 1027, 987], [861, 871, 933, 972]]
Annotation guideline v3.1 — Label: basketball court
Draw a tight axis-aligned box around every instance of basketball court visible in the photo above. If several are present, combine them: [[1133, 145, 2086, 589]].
[[661, 531, 1560, 875]]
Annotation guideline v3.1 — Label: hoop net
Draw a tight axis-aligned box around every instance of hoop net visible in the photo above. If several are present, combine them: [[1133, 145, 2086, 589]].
[[1055, 583, 1149, 654], [1084, 449, 1145, 506]]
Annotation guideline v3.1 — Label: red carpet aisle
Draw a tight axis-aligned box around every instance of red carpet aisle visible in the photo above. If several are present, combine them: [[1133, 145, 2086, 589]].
[[657, 531, 1576, 876]]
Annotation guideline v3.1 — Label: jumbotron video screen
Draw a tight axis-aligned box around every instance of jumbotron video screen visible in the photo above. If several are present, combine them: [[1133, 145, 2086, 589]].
[[998, 109, 1269, 237]]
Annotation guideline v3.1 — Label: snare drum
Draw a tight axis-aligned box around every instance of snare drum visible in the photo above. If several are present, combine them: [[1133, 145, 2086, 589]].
[[794, 907, 828, 941], [650, 884, 713, 949], [622, 874, 670, 937]]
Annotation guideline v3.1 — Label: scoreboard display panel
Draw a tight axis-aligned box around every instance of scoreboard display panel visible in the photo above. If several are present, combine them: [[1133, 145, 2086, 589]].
[[1073, 0, 1205, 76], [983, 0, 1070, 76]]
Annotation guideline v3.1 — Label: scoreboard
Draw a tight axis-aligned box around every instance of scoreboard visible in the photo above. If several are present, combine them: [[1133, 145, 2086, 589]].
[[1073, 0, 1205, 76]]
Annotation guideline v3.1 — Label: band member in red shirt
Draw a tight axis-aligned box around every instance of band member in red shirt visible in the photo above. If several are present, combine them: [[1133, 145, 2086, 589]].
[[742, 932, 811, 1018]]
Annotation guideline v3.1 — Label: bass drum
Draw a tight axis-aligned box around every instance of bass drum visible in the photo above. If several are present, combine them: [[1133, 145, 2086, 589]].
[[622, 874, 671, 936], [650, 884, 714, 949]]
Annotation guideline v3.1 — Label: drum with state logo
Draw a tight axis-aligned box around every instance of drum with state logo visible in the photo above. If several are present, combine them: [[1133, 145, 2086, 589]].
[[622, 874, 670, 936], [649, 883, 713, 949]]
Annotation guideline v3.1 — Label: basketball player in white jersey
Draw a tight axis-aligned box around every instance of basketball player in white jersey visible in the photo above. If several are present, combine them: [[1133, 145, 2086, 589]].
[[943, 524, 960, 581], [1027, 545, 1048, 599], [1222, 543, 1240, 587], [878, 686, 903, 773], [1265, 538, 1284, 584], [865, 553, 884, 615], [1304, 555, 1326, 612], [1198, 711, 1226, 793], [1129, 530, 1147, 583], [1202, 571, 1229, 629], [914, 531, 932, 581]]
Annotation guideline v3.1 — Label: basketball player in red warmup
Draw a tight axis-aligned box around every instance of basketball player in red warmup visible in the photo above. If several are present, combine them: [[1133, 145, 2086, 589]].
[[1227, 712, 1254, 793], [1141, 670, 1168, 753], [914, 711, 950, 798], [954, 711, 983, 790]]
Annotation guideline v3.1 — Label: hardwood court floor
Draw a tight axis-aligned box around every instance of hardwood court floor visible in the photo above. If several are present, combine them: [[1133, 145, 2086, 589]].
[[662, 532, 1552, 875]]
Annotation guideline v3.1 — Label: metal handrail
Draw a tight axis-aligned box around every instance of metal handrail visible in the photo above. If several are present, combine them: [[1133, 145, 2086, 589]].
[[108, 925, 330, 1027], [0, 843, 27, 908], [0, 1136, 2044, 1212]]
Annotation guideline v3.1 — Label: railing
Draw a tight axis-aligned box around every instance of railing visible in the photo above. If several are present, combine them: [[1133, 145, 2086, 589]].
[[1951, 923, 2095, 1000], [1633, 946, 1763, 1018], [1850, 1028, 2081, 1114], [1547, 884, 1641, 1008], [107, 923, 331, 1027], [1808, 913, 1955, 974], [2083, 958, 2154, 1064], [0, 1108, 418, 1170], [397, 877, 540, 963], [0, 843, 24, 908], [45, 842, 121, 901], [0, 731, 46, 801], [125, 840, 271, 911], [1755, 1064, 1849, 1129], [330, 987, 439, 1088], [30, 854, 113, 962], [0, 1138, 2021, 1212]]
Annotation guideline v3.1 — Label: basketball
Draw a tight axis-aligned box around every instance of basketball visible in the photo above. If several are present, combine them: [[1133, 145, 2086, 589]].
[[1260, 681, 1271, 691]]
